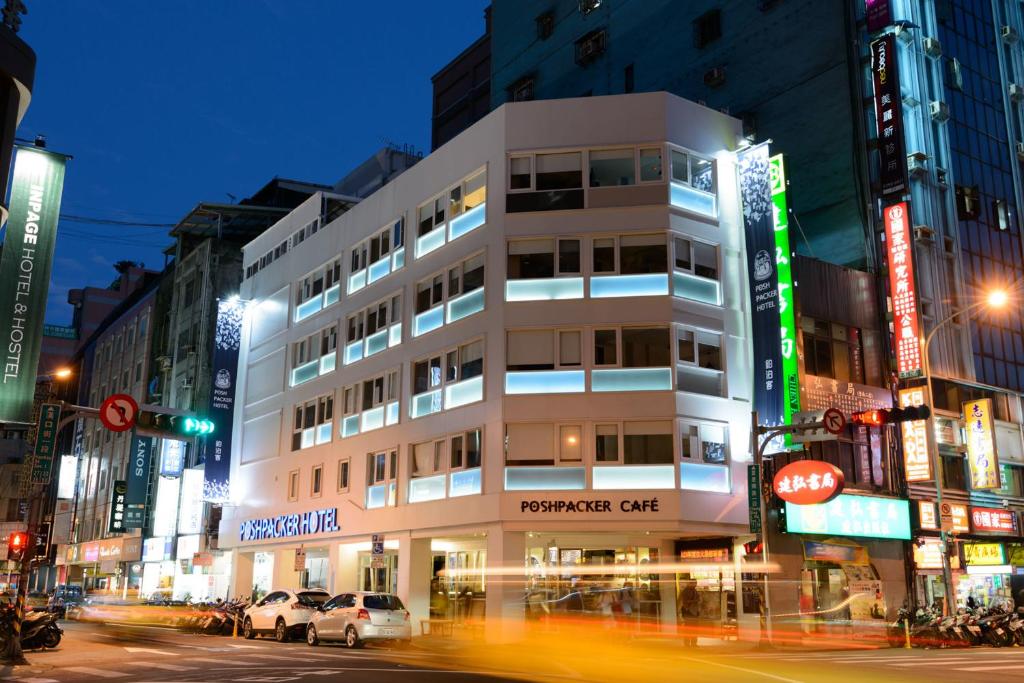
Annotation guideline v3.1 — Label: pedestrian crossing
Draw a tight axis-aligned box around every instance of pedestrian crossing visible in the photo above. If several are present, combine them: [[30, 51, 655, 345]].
[[732, 648, 1024, 674]]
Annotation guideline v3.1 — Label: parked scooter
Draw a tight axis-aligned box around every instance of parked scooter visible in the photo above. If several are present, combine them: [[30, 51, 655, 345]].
[[19, 609, 62, 649]]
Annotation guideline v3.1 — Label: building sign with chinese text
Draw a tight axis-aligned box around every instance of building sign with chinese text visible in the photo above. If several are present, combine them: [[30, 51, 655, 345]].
[[918, 500, 969, 533], [900, 387, 931, 481], [913, 537, 944, 569], [971, 507, 1016, 534], [871, 35, 907, 196], [769, 155, 800, 440], [31, 402, 61, 483], [964, 542, 1006, 566], [964, 398, 1000, 490], [203, 298, 244, 502], [865, 0, 892, 33], [885, 203, 922, 378], [784, 494, 911, 540], [108, 480, 127, 534]]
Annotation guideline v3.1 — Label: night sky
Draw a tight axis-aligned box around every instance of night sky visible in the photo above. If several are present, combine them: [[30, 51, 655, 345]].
[[13, 0, 489, 324]]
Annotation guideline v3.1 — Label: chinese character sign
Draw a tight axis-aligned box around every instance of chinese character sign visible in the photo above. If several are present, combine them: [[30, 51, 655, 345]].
[[971, 507, 1017, 534], [865, 0, 892, 33], [899, 387, 931, 481], [784, 494, 911, 540], [964, 398, 1001, 490], [769, 155, 801, 437], [885, 203, 922, 378], [871, 35, 907, 196], [108, 480, 127, 534], [963, 542, 1005, 566]]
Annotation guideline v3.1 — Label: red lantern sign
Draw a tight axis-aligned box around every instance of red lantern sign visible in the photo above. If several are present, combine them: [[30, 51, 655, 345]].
[[772, 461, 845, 505]]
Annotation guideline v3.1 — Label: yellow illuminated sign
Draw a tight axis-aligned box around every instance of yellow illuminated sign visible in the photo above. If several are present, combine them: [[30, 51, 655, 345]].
[[964, 399, 1001, 490]]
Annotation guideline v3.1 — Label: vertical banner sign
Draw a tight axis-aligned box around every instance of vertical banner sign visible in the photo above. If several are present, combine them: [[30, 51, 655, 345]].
[[865, 0, 892, 33], [769, 155, 801, 441], [899, 387, 932, 481], [738, 145, 785, 435], [747, 465, 762, 533], [0, 147, 67, 423], [108, 480, 127, 533], [964, 399, 1001, 490], [204, 298, 244, 502], [125, 432, 153, 529], [30, 402, 61, 483], [871, 35, 908, 196], [884, 202, 922, 378]]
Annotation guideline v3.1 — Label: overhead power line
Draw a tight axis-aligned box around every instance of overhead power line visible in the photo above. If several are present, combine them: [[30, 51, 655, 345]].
[[60, 213, 175, 228]]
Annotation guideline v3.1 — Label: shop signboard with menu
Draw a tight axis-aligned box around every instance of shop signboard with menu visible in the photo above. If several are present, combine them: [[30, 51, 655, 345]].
[[971, 507, 1017, 534], [918, 501, 969, 533]]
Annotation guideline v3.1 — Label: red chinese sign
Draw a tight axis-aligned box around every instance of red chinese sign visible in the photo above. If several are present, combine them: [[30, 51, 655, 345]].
[[773, 461, 845, 505], [899, 387, 931, 481], [971, 507, 1017, 534], [885, 202, 921, 378]]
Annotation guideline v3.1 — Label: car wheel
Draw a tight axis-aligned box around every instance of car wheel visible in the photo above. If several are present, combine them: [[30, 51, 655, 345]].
[[243, 618, 255, 640], [307, 624, 319, 646], [275, 618, 289, 643], [345, 626, 362, 649]]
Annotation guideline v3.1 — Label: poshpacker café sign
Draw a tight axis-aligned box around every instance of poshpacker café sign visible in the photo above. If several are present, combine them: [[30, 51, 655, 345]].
[[239, 508, 340, 542]]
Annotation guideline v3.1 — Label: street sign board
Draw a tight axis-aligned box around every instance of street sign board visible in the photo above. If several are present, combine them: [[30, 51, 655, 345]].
[[30, 402, 62, 484], [773, 460, 845, 505], [100, 394, 139, 432], [790, 410, 837, 443], [747, 465, 762, 533], [939, 502, 956, 533], [294, 547, 306, 572], [371, 533, 385, 568], [822, 408, 846, 435]]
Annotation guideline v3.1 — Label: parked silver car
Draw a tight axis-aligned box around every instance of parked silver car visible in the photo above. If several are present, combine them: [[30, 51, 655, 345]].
[[306, 592, 411, 648]]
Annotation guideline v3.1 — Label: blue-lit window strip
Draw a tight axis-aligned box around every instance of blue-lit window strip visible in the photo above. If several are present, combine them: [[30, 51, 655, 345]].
[[319, 353, 336, 375], [415, 226, 446, 259], [340, 401, 399, 439], [590, 273, 668, 299], [408, 474, 447, 503], [316, 422, 332, 445], [343, 324, 402, 368], [413, 306, 444, 337], [448, 202, 486, 241], [388, 323, 402, 347], [591, 367, 673, 392], [504, 467, 586, 491], [673, 271, 721, 306], [366, 484, 387, 509], [367, 258, 391, 285], [300, 428, 315, 449], [505, 278, 585, 302], [344, 340, 363, 365], [294, 284, 341, 323], [386, 401, 400, 425], [290, 360, 319, 387], [360, 406, 385, 433], [324, 284, 340, 307], [450, 468, 481, 497], [670, 181, 717, 218], [445, 375, 483, 409], [392, 248, 405, 271], [505, 370, 586, 395], [364, 329, 389, 357], [679, 462, 730, 493], [592, 465, 675, 490], [411, 389, 443, 419], [348, 269, 367, 295], [676, 364, 724, 397], [446, 287, 485, 324], [341, 415, 359, 438]]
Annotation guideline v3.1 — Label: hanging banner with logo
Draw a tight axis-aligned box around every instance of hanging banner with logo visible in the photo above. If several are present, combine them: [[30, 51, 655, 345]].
[[885, 202, 922, 378], [899, 387, 931, 480], [108, 480, 127, 533], [870, 35, 907, 196], [125, 432, 153, 529], [865, 0, 892, 33], [204, 298, 244, 502], [769, 155, 801, 441], [964, 399, 1001, 490], [0, 147, 67, 423], [738, 144, 785, 438]]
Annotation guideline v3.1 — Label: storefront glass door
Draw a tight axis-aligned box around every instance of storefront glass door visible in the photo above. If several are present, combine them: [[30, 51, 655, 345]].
[[359, 553, 397, 594]]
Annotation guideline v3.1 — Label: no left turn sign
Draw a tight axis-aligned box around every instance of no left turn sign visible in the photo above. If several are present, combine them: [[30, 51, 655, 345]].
[[823, 408, 846, 435], [99, 393, 139, 432]]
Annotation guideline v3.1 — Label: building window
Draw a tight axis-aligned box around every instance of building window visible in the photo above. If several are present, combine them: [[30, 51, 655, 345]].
[[591, 234, 668, 275], [345, 293, 402, 363], [593, 327, 671, 368], [536, 11, 554, 39], [340, 367, 401, 437], [291, 394, 334, 451], [801, 317, 865, 383], [337, 458, 350, 493], [589, 148, 635, 187], [348, 219, 405, 294], [295, 258, 342, 321], [670, 150, 715, 193], [311, 464, 323, 497], [574, 29, 607, 66], [507, 329, 582, 371], [955, 184, 980, 220], [624, 63, 635, 93], [510, 76, 535, 102], [287, 470, 300, 501], [413, 253, 485, 336], [411, 339, 484, 417], [448, 170, 486, 221], [693, 9, 722, 48], [673, 237, 718, 280], [410, 428, 483, 502], [537, 152, 582, 191], [366, 449, 398, 508], [681, 422, 728, 463], [291, 324, 339, 385]]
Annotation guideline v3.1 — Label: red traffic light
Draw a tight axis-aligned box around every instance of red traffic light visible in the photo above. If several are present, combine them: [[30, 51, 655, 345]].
[[851, 409, 885, 427], [8, 532, 27, 550], [850, 405, 932, 426]]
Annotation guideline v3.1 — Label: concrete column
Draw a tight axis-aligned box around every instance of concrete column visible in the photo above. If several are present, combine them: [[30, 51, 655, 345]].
[[396, 534, 432, 636], [273, 547, 302, 589], [658, 538, 678, 631], [232, 549, 254, 601], [485, 525, 525, 643], [336, 542, 361, 592]]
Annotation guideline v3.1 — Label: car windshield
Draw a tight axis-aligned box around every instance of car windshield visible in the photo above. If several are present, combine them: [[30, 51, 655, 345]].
[[363, 594, 404, 611], [297, 591, 329, 606]]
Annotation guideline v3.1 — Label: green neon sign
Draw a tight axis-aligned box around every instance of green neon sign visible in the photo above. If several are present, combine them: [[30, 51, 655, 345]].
[[784, 494, 912, 540], [770, 155, 800, 442]]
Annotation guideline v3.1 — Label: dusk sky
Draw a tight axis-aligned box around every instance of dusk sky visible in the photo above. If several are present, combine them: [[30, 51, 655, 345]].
[[15, 0, 489, 324]]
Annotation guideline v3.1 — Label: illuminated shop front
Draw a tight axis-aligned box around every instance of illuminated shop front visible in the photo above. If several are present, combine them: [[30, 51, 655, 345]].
[[60, 536, 143, 597]]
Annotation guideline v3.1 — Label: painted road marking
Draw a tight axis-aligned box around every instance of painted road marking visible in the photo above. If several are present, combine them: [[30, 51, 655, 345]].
[[124, 661, 197, 671], [187, 657, 262, 666], [63, 667, 129, 678], [953, 664, 1024, 672], [124, 646, 176, 656], [3, 678, 59, 683]]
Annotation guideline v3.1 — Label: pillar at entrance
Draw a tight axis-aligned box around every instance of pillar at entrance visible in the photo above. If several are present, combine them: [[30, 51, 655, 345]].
[[396, 535, 431, 635], [484, 526, 525, 643], [657, 538, 678, 632], [232, 550, 254, 601], [273, 548, 302, 589]]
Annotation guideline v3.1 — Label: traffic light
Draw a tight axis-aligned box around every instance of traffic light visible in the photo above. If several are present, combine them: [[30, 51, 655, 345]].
[[136, 410, 215, 439], [850, 405, 932, 426], [8, 531, 28, 563]]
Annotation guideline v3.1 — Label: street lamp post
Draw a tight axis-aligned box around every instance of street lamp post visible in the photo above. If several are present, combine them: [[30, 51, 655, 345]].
[[920, 290, 1009, 615]]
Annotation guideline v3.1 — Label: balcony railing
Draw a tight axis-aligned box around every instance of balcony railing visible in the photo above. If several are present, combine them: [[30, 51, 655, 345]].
[[415, 225, 446, 259], [290, 352, 338, 387], [670, 182, 717, 218], [590, 273, 669, 298], [504, 370, 586, 395], [412, 306, 444, 337], [592, 465, 675, 490], [344, 323, 402, 367], [366, 482, 396, 509], [673, 271, 721, 306], [446, 287, 485, 324], [340, 401, 400, 439], [450, 468, 481, 497], [415, 202, 487, 259], [591, 367, 673, 392], [504, 466, 586, 491], [408, 474, 446, 503], [505, 277, 585, 302], [410, 376, 483, 419], [294, 284, 341, 323], [679, 462, 730, 493], [349, 248, 407, 296]]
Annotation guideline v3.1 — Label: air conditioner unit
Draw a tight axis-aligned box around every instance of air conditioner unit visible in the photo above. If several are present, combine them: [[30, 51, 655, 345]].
[[907, 155, 928, 179], [1002, 25, 1019, 43], [1016, 141, 1024, 161], [181, 378, 194, 389], [908, 150, 929, 162], [703, 66, 726, 87], [1010, 83, 1024, 102], [929, 100, 950, 122], [914, 225, 936, 242], [922, 36, 942, 57]]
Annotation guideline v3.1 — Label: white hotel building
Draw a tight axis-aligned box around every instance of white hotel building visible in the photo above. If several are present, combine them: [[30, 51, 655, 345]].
[[223, 92, 760, 633]]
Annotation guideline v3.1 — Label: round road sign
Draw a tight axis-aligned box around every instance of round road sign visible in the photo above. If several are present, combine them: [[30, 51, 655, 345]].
[[99, 393, 139, 432], [822, 407, 847, 435]]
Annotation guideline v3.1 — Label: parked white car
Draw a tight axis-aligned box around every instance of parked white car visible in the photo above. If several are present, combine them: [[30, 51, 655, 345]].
[[306, 592, 411, 648], [243, 589, 330, 642]]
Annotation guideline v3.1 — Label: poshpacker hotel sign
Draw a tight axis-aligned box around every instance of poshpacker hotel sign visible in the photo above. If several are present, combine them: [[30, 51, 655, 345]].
[[0, 147, 67, 423]]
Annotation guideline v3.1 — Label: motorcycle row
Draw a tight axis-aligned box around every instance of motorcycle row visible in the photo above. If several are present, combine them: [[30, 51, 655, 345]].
[[144, 597, 250, 636], [0, 603, 62, 651], [889, 600, 1024, 648]]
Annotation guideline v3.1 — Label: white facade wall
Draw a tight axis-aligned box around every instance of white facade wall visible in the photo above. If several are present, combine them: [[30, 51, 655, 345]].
[[224, 92, 755, 632]]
